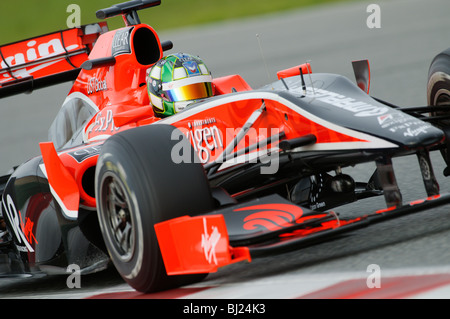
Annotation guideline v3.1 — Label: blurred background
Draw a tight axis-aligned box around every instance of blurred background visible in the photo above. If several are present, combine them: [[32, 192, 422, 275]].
[[0, 0, 352, 44]]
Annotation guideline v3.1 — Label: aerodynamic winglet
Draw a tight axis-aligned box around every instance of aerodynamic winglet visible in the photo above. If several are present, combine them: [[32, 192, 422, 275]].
[[352, 60, 371, 94], [155, 215, 251, 276]]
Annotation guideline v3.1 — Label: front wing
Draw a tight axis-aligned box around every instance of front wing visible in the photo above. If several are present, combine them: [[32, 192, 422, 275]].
[[155, 193, 450, 276]]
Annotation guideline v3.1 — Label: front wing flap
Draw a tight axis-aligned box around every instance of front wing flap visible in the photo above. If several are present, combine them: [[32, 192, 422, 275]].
[[155, 193, 450, 276]]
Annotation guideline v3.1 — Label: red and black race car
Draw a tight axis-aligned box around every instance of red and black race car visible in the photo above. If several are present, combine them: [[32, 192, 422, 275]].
[[2, 0, 450, 293]]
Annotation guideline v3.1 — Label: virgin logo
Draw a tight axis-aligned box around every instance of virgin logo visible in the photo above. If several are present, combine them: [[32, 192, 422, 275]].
[[1, 194, 34, 252], [236, 203, 304, 231], [201, 217, 221, 265], [1, 38, 78, 69], [0, 38, 79, 81]]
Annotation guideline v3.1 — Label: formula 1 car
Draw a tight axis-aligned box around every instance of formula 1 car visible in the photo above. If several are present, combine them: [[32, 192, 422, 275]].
[[2, 0, 450, 293]]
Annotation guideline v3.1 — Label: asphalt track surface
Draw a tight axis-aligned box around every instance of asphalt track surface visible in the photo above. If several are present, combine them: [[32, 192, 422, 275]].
[[1, 0, 450, 300]]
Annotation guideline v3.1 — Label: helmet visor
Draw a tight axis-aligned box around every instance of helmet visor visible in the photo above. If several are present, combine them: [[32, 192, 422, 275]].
[[165, 82, 213, 102]]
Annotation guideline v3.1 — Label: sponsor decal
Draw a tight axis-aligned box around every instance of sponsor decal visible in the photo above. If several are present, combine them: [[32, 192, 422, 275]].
[[87, 77, 107, 94], [377, 113, 395, 126], [89, 110, 119, 133], [68, 144, 102, 163], [377, 113, 432, 136], [201, 217, 221, 265], [0, 39, 78, 70], [186, 118, 223, 164], [286, 83, 387, 117], [172, 118, 279, 173], [0, 32, 80, 84], [309, 87, 388, 117], [309, 174, 326, 210], [403, 126, 430, 137], [236, 203, 304, 231], [111, 27, 132, 56], [183, 61, 200, 76], [2, 194, 35, 252], [187, 117, 217, 128]]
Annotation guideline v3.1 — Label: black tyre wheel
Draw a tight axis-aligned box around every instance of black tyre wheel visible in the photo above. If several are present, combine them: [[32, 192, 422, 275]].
[[95, 124, 214, 293], [427, 47, 450, 165], [428, 48, 450, 118]]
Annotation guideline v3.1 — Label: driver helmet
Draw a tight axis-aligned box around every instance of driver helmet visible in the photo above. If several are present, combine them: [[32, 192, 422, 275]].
[[147, 53, 214, 118]]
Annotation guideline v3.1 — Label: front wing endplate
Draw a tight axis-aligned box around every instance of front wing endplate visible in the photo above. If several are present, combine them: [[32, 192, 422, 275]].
[[155, 215, 251, 276]]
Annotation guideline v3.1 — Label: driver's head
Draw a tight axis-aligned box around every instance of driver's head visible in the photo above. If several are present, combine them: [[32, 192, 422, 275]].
[[147, 53, 214, 118]]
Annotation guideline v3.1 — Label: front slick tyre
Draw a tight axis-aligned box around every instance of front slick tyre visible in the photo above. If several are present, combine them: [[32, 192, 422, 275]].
[[95, 124, 214, 293], [427, 47, 450, 165], [428, 47, 450, 125]]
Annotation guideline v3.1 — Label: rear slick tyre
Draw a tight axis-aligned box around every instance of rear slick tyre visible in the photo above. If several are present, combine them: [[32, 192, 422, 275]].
[[95, 124, 214, 293]]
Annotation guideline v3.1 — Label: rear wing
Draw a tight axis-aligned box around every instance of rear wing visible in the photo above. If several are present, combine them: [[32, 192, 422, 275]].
[[0, 22, 108, 98]]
